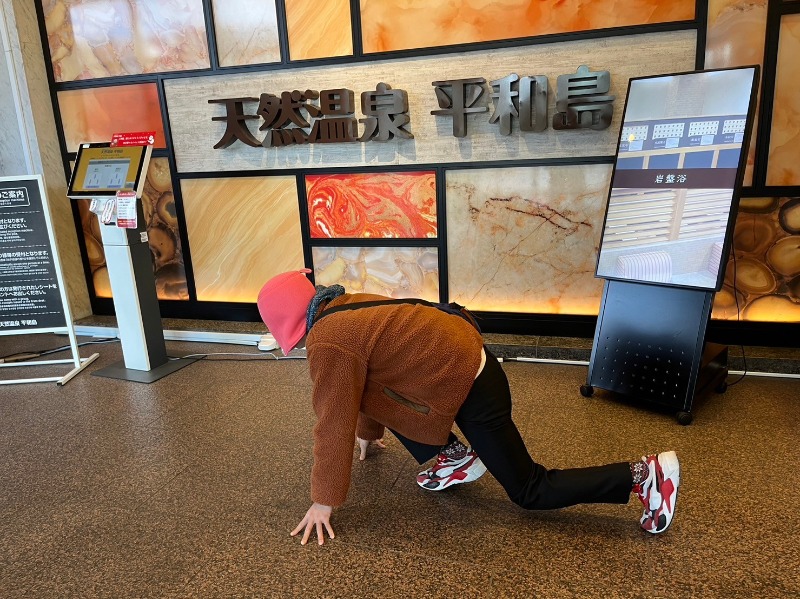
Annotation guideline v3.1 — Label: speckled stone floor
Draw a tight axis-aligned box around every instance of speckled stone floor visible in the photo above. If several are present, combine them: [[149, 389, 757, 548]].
[[1, 331, 798, 598]]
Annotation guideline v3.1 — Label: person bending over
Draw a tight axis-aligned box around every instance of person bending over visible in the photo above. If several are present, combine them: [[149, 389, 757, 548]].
[[257, 270, 680, 546]]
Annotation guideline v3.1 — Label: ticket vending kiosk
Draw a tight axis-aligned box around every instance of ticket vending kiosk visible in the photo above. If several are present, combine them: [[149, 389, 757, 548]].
[[67, 142, 195, 382]]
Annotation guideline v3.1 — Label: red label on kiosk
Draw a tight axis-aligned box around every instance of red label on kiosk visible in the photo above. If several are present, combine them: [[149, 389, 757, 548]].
[[115, 190, 138, 229], [110, 131, 156, 147]]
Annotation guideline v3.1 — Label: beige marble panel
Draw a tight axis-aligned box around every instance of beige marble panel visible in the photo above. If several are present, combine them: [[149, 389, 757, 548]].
[[0, 26, 26, 176], [285, 0, 352, 60], [164, 30, 696, 173], [312, 246, 439, 300], [446, 163, 612, 314], [705, 0, 767, 187], [361, 0, 694, 53], [5, 0, 91, 317], [211, 0, 280, 67], [43, 0, 210, 82], [180, 176, 303, 302], [766, 14, 800, 186]]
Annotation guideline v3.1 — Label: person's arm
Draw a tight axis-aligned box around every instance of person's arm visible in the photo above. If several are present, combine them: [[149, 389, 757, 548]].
[[293, 343, 367, 546]]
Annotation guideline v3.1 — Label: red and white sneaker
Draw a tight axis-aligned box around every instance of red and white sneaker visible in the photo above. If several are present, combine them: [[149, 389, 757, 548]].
[[416, 447, 487, 491], [634, 451, 680, 534]]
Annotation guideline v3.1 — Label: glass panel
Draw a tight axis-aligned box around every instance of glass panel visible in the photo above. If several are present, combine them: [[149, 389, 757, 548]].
[[312, 247, 439, 300], [766, 14, 800, 186], [58, 84, 166, 153], [285, 0, 352, 60], [712, 197, 800, 322], [42, 0, 210, 82], [306, 171, 436, 239], [446, 164, 612, 314], [180, 176, 303, 302], [361, 0, 694, 53], [77, 158, 188, 300], [705, 0, 768, 187], [211, 0, 281, 66]]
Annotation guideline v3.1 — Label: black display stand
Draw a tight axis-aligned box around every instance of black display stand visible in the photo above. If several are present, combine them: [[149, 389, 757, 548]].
[[581, 280, 728, 424]]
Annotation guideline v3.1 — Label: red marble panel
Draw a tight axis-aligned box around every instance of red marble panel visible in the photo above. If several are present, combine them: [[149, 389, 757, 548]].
[[306, 172, 437, 239], [58, 83, 166, 152]]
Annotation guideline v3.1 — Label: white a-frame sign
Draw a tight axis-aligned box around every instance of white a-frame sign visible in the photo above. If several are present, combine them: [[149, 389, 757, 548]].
[[0, 175, 98, 385]]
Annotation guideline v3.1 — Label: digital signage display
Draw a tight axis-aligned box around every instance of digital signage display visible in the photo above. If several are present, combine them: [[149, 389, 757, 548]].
[[595, 67, 759, 291], [68, 143, 151, 199]]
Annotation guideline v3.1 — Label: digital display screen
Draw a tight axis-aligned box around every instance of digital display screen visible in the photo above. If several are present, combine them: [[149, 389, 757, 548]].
[[595, 67, 758, 291], [82, 158, 132, 190], [67, 144, 150, 198]]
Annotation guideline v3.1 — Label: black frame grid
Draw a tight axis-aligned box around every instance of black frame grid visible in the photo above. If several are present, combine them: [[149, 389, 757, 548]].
[[32, 0, 800, 345]]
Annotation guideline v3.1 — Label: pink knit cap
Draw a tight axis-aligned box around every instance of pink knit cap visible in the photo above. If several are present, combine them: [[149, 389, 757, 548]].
[[257, 269, 315, 355]]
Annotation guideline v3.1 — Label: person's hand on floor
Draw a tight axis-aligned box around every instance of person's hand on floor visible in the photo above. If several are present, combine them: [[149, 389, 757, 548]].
[[291, 503, 334, 546], [357, 437, 387, 460]]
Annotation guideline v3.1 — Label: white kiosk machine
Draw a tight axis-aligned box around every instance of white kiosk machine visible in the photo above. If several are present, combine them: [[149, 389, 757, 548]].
[[67, 142, 195, 382]]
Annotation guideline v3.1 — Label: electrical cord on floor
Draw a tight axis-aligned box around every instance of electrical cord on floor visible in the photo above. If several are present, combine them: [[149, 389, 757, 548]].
[[167, 352, 306, 362], [0, 337, 119, 364], [726, 250, 748, 387]]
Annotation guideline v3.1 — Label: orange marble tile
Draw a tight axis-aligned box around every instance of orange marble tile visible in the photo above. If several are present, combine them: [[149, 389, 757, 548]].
[[211, 0, 281, 66], [361, 0, 694, 53], [58, 83, 166, 152], [42, 0, 209, 82], [766, 14, 800, 186], [285, 0, 352, 60], [77, 158, 188, 300], [306, 172, 436, 238], [712, 197, 800, 322], [705, 0, 767, 186], [180, 176, 304, 303]]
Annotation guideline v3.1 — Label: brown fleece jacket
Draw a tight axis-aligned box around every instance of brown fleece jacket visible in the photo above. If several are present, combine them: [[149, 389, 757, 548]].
[[305, 293, 484, 507]]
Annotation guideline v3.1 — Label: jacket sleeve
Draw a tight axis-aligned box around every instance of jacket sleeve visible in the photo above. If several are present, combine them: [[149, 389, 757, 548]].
[[307, 342, 368, 507], [356, 413, 385, 442]]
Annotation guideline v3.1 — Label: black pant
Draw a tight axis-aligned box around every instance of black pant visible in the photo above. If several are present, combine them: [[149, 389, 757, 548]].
[[393, 348, 633, 510]]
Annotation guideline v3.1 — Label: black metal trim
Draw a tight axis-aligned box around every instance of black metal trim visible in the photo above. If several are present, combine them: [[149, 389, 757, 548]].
[[46, 21, 700, 89], [350, 0, 364, 57], [752, 1, 783, 188], [694, 0, 709, 70], [203, 0, 220, 71], [274, 0, 291, 64], [435, 165, 449, 303], [308, 238, 440, 248]]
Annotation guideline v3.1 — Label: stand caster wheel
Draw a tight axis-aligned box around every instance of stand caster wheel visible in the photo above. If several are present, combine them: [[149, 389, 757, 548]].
[[580, 384, 594, 398], [677, 411, 693, 426], [715, 380, 728, 393]]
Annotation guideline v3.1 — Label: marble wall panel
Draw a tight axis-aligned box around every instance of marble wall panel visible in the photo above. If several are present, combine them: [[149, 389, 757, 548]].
[[360, 0, 694, 53], [0, 22, 26, 176], [306, 171, 436, 238], [58, 83, 166, 152], [42, 0, 209, 82], [312, 246, 439, 300], [705, 0, 768, 187], [285, 0, 352, 60], [180, 176, 303, 302], [766, 14, 800, 186], [77, 158, 188, 300], [712, 197, 800, 322], [164, 30, 696, 173], [211, 0, 280, 67], [446, 163, 612, 314]]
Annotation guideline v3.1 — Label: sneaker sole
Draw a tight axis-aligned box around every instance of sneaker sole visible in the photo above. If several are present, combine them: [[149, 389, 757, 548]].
[[418, 457, 487, 491]]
